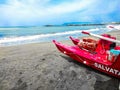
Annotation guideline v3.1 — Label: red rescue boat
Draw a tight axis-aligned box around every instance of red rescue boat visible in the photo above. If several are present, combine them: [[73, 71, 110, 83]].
[[53, 31, 120, 78]]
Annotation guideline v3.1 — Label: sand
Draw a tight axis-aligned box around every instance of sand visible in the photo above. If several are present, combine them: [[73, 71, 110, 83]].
[[0, 30, 120, 90]]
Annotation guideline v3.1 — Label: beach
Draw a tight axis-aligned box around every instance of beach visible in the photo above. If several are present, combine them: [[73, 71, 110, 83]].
[[0, 30, 120, 90]]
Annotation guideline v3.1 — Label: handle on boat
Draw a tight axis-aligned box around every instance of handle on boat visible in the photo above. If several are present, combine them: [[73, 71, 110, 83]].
[[82, 31, 90, 35], [108, 25, 120, 30], [109, 25, 114, 28]]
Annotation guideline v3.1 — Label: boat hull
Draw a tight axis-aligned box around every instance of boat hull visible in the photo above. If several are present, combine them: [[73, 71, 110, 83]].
[[53, 40, 120, 79]]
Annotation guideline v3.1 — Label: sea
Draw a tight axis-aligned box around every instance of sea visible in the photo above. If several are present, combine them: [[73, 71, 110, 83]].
[[0, 25, 112, 47]]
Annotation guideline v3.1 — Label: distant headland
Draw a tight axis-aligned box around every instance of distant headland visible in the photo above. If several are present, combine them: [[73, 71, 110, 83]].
[[44, 22, 120, 27]]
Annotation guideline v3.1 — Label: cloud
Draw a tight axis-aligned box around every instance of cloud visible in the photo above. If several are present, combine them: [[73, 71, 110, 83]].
[[0, 0, 120, 26]]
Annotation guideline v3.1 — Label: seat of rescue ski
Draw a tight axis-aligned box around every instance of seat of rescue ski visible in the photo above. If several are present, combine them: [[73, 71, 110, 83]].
[[77, 38, 98, 53]]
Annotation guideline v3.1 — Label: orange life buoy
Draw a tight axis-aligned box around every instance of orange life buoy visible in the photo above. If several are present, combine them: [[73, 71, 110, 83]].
[[78, 38, 97, 51]]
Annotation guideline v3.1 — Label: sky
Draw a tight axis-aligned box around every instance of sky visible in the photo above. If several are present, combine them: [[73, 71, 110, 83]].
[[0, 0, 120, 26]]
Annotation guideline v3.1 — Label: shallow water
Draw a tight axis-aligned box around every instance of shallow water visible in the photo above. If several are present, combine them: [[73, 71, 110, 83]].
[[0, 25, 111, 46]]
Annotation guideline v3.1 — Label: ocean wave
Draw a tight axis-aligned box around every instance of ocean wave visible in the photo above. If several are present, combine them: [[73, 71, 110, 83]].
[[0, 28, 108, 46]]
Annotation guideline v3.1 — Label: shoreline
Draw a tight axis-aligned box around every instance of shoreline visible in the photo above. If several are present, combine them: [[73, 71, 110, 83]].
[[0, 30, 119, 90]]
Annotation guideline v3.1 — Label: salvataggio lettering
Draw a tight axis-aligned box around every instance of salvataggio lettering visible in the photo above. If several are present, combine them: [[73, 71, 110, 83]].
[[94, 63, 120, 76]]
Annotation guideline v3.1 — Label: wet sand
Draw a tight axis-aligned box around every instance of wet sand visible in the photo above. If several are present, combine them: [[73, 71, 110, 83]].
[[0, 30, 120, 90]]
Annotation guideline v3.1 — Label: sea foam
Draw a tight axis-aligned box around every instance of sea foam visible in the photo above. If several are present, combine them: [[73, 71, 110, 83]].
[[0, 27, 110, 46]]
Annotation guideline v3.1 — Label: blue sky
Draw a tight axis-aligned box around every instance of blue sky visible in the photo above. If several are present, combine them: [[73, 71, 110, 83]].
[[0, 0, 120, 26]]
